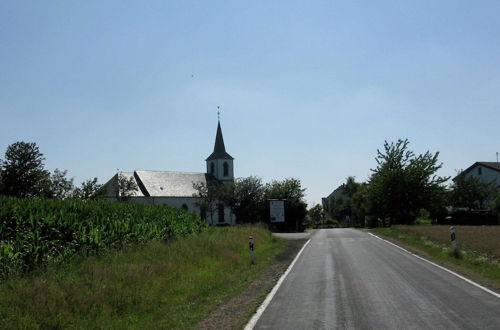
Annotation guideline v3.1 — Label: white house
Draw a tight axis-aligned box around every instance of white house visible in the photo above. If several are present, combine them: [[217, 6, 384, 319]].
[[453, 162, 500, 186], [103, 121, 235, 225]]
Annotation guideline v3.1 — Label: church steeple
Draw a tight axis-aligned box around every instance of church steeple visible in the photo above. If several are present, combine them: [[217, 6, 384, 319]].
[[206, 121, 234, 161], [206, 120, 234, 181]]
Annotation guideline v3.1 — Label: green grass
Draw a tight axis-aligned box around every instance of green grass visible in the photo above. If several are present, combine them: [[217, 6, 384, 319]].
[[0, 225, 285, 329], [370, 227, 500, 284]]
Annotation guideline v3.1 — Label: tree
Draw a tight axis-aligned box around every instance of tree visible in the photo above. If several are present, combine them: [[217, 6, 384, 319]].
[[0, 141, 51, 198], [117, 174, 138, 201], [49, 168, 75, 199], [450, 174, 497, 209], [264, 178, 307, 231], [308, 204, 324, 227], [192, 181, 232, 223], [232, 176, 265, 224], [73, 177, 105, 200], [367, 139, 449, 225]]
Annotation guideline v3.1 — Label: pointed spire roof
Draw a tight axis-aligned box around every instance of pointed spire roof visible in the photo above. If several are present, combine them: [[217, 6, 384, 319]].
[[206, 121, 234, 161]]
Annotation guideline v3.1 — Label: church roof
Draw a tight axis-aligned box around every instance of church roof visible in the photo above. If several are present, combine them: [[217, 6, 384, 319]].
[[134, 170, 216, 197], [206, 121, 234, 161]]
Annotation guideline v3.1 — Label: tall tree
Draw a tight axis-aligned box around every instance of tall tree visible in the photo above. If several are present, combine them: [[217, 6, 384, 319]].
[[264, 178, 307, 231], [117, 175, 138, 202], [49, 168, 75, 199], [368, 139, 449, 224], [308, 204, 325, 227], [192, 181, 232, 223], [0, 141, 51, 197], [73, 177, 105, 200], [231, 176, 265, 223]]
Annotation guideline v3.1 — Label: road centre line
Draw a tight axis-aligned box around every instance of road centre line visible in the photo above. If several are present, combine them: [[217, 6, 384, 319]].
[[244, 238, 312, 330], [368, 232, 500, 299]]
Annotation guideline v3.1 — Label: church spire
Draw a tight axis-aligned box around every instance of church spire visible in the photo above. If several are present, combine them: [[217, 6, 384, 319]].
[[206, 120, 233, 161]]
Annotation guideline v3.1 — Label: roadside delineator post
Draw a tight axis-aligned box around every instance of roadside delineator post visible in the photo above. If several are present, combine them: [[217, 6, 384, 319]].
[[249, 236, 254, 265], [449, 226, 457, 252]]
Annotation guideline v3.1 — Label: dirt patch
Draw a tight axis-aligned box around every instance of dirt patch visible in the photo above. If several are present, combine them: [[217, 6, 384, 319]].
[[194, 238, 308, 330], [393, 225, 500, 259]]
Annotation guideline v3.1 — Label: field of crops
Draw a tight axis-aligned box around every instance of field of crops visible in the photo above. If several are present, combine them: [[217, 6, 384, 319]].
[[393, 225, 500, 259], [0, 196, 206, 278]]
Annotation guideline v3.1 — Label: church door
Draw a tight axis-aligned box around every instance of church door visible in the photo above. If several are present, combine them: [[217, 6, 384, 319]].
[[218, 203, 224, 223]]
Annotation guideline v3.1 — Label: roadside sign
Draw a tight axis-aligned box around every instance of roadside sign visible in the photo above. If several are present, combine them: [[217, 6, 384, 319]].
[[249, 236, 254, 264], [270, 200, 285, 223], [450, 226, 457, 251]]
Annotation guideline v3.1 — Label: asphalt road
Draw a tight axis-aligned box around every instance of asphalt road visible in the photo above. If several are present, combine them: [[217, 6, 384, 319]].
[[254, 229, 500, 329]]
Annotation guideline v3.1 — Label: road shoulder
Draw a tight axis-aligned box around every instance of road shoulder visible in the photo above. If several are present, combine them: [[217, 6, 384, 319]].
[[194, 235, 309, 330], [365, 229, 500, 294]]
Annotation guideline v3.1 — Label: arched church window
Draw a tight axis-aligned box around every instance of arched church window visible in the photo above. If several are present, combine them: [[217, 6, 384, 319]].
[[210, 162, 215, 174], [223, 162, 229, 176]]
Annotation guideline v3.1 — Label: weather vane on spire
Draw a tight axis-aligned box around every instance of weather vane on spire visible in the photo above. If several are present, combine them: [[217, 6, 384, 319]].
[[217, 106, 221, 121]]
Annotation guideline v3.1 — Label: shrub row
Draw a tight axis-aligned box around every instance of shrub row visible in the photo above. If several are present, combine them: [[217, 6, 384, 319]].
[[0, 196, 206, 278]]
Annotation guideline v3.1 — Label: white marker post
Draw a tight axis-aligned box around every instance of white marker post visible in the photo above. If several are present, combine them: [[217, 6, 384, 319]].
[[450, 226, 457, 252], [249, 236, 255, 265]]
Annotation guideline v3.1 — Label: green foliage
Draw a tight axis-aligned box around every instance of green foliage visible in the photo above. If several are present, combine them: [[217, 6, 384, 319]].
[[193, 176, 308, 230], [367, 139, 449, 224], [264, 178, 307, 231], [264, 178, 305, 202], [324, 177, 366, 227], [308, 204, 324, 227], [0, 141, 51, 198], [73, 177, 105, 200], [0, 226, 284, 329], [117, 174, 139, 201], [231, 176, 265, 224], [192, 180, 232, 222], [450, 174, 497, 209], [0, 196, 206, 278], [49, 168, 75, 199], [415, 208, 432, 225]]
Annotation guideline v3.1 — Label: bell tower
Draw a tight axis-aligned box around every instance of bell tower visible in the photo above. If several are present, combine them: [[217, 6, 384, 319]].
[[206, 120, 234, 183]]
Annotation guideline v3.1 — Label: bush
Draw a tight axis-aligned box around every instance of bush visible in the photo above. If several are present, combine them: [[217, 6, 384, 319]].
[[0, 196, 206, 278], [322, 218, 341, 228], [415, 209, 432, 225]]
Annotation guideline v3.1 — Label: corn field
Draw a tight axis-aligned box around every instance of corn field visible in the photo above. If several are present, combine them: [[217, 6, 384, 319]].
[[0, 196, 207, 278]]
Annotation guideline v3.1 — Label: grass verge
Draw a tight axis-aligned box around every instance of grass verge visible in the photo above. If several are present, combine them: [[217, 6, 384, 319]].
[[0, 225, 285, 329], [369, 227, 500, 289]]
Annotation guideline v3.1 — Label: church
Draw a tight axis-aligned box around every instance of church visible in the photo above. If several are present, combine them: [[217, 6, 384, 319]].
[[103, 120, 235, 225]]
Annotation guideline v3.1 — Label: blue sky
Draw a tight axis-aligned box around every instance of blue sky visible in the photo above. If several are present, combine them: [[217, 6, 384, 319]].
[[1, 0, 499, 206]]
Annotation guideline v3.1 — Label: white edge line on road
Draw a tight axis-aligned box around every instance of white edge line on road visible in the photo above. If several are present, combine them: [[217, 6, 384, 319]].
[[244, 238, 312, 330], [368, 232, 500, 299]]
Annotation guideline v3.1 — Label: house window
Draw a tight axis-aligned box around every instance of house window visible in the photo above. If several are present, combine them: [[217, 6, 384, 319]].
[[182, 204, 188, 211], [478, 167, 482, 175], [223, 162, 229, 176], [210, 162, 215, 175]]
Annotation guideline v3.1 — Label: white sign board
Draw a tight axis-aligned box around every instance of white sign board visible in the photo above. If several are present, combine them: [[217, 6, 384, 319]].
[[270, 200, 285, 223]]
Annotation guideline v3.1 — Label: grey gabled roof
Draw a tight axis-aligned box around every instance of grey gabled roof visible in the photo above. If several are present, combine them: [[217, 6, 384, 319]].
[[134, 170, 216, 197], [453, 162, 500, 181], [206, 121, 234, 161], [103, 172, 145, 197]]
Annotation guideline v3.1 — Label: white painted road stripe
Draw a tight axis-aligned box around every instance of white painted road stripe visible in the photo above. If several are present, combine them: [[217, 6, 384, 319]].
[[244, 239, 312, 330], [368, 232, 500, 299]]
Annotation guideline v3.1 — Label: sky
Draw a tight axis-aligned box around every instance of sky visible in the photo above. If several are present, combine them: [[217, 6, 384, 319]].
[[1, 0, 499, 206]]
